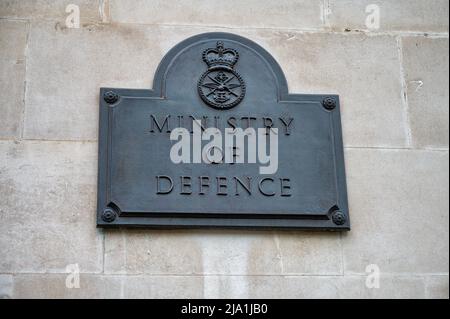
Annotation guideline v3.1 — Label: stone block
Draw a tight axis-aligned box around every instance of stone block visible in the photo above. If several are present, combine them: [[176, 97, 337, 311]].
[[0, 0, 102, 23], [328, 0, 449, 32], [123, 275, 203, 298], [104, 230, 204, 275], [109, 0, 324, 30], [11, 274, 434, 298], [0, 141, 102, 273], [342, 148, 449, 274], [13, 274, 122, 299], [204, 275, 426, 298], [23, 22, 208, 140], [0, 275, 13, 299], [104, 229, 342, 276], [247, 30, 408, 147], [13, 274, 203, 299], [104, 229, 282, 275], [424, 275, 449, 299], [0, 20, 28, 138], [402, 37, 449, 148], [339, 275, 425, 299], [274, 231, 342, 275]]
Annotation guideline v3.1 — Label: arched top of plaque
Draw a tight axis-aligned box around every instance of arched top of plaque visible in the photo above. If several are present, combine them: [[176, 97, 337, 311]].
[[152, 32, 290, 106]]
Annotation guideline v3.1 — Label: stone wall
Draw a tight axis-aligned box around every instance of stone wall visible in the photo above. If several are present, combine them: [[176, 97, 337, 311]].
[[0, 0, 448, 298]]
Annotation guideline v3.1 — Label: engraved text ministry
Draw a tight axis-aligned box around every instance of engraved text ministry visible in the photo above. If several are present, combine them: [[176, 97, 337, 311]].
[[149, 114, 295, 197]]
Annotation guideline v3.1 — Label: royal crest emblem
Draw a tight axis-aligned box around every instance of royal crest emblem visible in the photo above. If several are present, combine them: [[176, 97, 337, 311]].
[[198, 41, 246, 109]]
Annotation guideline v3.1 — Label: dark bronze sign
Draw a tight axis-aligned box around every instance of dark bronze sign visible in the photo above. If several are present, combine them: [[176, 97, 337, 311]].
[[97, 33, 349, 230]]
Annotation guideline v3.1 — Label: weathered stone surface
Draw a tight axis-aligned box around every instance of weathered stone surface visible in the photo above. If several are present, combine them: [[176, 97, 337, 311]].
[[193, 231, 282, 275], [13, 274, 122, 299], [13, 273, 201, 298], [0, 20, 27, 139], [104, 229, 342, 275], [24, 23, 408, 149], [328, 0, 449, 32], [123, 276, 203, 299], [104, 230, 204, 275], [196, 231, 342, 275], [0, 0, 102, 23], [104, 229, 275, 275], [23, 23, 210, 140], [402, 37, 449, 148], [204, 275, 425, 298], [0, 275, 13, 299], [246, 276, 345, 298], [9, 274, 435, 298], [343, 149, 449, 274], [12, 274, 205, 299], [0, 141, 102, 273], [109, 0, 324, 30], [338, 275, 425, 299], [424, 275, 449, 299], [274, 232, 342, 275], [248, 31, 408, 147]]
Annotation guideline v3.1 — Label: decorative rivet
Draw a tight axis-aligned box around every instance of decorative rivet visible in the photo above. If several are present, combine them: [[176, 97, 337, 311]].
[[322, 97, 336, 110], [332, 211, 346, 225], [103, 91, 119, 104], [101, 208, 117, 223]]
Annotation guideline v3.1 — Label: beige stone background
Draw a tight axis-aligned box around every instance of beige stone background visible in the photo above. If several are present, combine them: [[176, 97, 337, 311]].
[[0, 0, 448, 299]]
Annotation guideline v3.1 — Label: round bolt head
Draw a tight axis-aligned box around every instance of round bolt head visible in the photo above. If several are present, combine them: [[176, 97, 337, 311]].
[[322, 97, 337, 110], [103, 91, 119, 104], [101, 208, 117, 223], [332, 211, 346, 225]]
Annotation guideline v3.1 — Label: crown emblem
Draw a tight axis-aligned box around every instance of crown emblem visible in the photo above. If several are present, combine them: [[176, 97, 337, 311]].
[[202, 41, 239, 70], [198, 41, 246, 110]]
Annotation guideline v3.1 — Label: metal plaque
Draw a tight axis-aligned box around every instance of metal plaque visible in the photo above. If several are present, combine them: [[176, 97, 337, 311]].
[[97, 33, 349, 230]]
